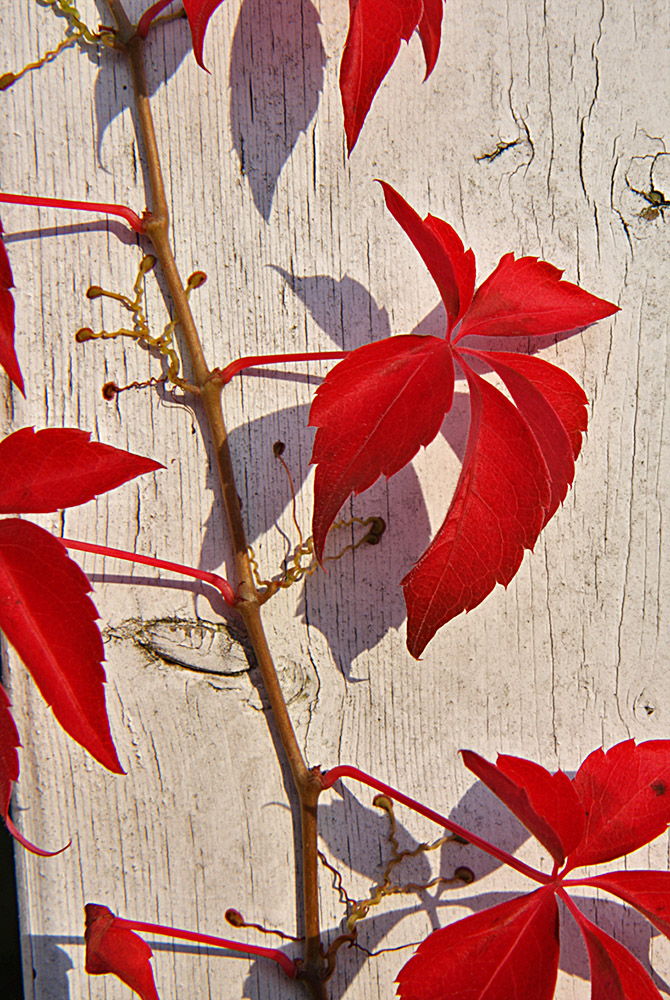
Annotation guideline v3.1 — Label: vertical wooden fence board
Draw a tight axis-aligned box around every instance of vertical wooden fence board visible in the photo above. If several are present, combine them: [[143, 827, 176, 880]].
[[1, 0, 669, 997]]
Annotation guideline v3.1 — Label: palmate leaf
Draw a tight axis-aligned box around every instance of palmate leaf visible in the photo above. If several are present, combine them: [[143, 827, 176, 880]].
[[309, 184, 618, 656], [396, 889, 560, 1000], [85, 905, 160, 1000], [0, 221, 23, 395], [395, 740, 670, 999]]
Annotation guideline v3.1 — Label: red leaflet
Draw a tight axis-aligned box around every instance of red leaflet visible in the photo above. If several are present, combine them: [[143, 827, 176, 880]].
[[309, 184, 618, 656], [455, 252, 619, 342], [0, 681, 67, 855], [0, 427, 163, 514], [341, 0, 445, 152], [565, 740, 670, 873], [310, 335, 455, 562], [0, 685, 18, 824], [396, 889, 560, 1000], [580, 871, 670, 941], [401, 363, 550, 658], [416, 0, 443, 77], [85, 904, 160, 1000], [379, 181, 475, 330], [462, 350, 585, 521], [564, 899, 663, 1000], [0, 519, 122, 773], [181, 0, 224, 68], [461, 750, 584, 867], [0, 221, 23, 394]]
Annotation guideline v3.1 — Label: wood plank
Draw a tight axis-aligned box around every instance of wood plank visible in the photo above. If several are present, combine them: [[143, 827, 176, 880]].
[[1, 0, 669, 996]]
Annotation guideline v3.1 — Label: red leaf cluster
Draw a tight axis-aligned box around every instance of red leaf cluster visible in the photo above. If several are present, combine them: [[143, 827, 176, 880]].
[[397, 739, 670, 1000], [167, 0, 442, 151], [0, 428, 162, 850], [309, 183, 618, 657], [0, 221, 23, 394]]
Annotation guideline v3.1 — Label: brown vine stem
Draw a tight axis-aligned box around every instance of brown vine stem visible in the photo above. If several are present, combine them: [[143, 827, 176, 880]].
[[103, 3, 328, 995]]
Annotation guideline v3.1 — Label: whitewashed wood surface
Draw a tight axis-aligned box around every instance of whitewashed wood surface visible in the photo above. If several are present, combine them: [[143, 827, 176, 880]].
[[1, 1, 669, 997]]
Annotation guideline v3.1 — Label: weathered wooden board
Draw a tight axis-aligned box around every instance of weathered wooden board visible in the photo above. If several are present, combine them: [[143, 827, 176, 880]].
[[1, 0, 670, 997]]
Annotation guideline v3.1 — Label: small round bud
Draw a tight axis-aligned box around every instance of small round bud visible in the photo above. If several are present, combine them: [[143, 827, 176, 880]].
[[102, 382, 118, 401], [187, 270, 207, 289], [86, 286, 103, 299], [225, 909, 244, 927], [139, 255, 157, 274], [273, 441, 286, 458], [372, 794, 392, 811], [454, 866, 475, 884], [75, 327, 95, 342], [0, 72, 16, 91]]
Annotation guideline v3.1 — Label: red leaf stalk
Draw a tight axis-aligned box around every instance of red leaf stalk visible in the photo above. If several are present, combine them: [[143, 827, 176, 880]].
[[322, 764, 551, 885], [0, 193, 145, 234], [112, 917, 298, 978], [62, 537, 237, 606], [212, 351, 350, 386], [136, 0, 174, 37]]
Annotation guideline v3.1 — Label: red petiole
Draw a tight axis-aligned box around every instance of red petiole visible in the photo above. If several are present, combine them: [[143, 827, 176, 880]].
[[0, 193, 145, 233], [113, 916, 297, 978], [321, 765, 552, 886], [136, 0, 175, 38], [212, 351, 349, 386], [61, 537, 237, 606]]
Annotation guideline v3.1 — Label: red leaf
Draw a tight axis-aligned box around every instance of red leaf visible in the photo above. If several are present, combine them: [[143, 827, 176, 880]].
[[182, 0, 225, 69], [85, 904, 160, 1000], [0, 519, 123, 773], [456, 253, 619, 341], [461, 750, 585, 867], [341, 0, 426, 153], [0, 222, 24, 395], [310, 334, 455, 561], [402, 362, 551, 658], [565, 740, 670, 872], [0, 427, 163, 514], [582, 871, 670, 941], [568, 901, 663, 1000], [380, 181, 475, 330], [396, 889, 559, 1000], [461, 350, 583, 522], [309, 187, 616, 654]]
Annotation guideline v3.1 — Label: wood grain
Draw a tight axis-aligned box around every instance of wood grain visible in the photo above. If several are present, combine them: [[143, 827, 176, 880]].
[[1, 0, 669, 997]]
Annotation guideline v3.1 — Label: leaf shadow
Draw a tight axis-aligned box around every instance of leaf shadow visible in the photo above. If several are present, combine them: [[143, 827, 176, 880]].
[[229, 0, 325, 221], [91, 2, 191, 168], [272, 268, 392, 349], [318, 778, 532, 904], [23, 936, 73, 1000], [311, 776, 670, 996], [294, 461, 430, 679]]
